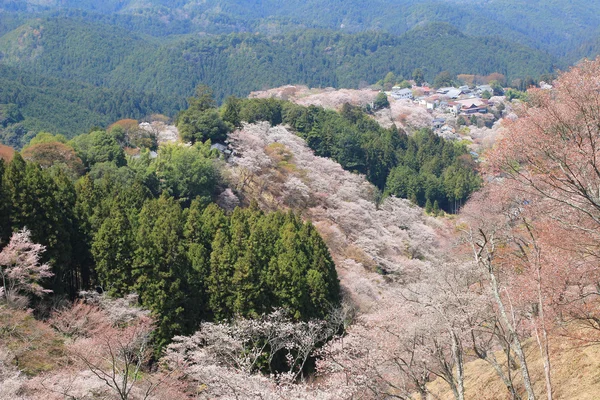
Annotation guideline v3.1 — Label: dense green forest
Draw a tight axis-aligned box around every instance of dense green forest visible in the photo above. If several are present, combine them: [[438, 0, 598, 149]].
[[3, 0, 600, 58], [0, 64, 181, 148], [0, 15, 558, 146], [0, 128, 340, 346], [0, 18, 556, 101]]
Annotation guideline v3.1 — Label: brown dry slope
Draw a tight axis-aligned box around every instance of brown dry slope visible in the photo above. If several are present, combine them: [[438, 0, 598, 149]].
[[426, 335, 600, 399]]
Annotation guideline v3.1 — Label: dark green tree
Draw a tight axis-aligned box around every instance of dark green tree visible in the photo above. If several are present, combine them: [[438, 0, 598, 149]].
[[207, 227, 235, 320], [373, 92, 390, 110], [92, 203, 136, 296], [412, 68, 425, 86], [0, 160, 11, 244], [150, 142, 218, 205], [433, 71, 453, 88], [188, 85, 217, 113], [221, 96, 242, 129], [133, 195, 189, 346], [177, 109, 231, 144]]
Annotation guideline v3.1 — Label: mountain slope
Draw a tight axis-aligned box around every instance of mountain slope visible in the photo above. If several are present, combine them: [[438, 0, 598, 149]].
[[3, 0, 600, 57], [0, 18, 558, 103], [0, 64, 180, 148]]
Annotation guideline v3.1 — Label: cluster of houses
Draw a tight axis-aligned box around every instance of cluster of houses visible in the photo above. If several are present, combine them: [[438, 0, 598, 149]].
[[389, 85, 494, 116], [389, 84, 495, 117], [384, 83, 502, 141]]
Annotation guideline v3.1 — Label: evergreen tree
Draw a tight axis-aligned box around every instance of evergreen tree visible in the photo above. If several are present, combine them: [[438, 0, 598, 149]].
[[208, 228, 235, 320], [133, 195, 188, 346], [92, 203, 135, 296], [5, 155, 73, 293], [373, 92, 390, 111], [425, 198, 433, 214], [0, 160, 11, 245], [412, 68, 425, 86], [183, 198, 212, 322], [267, 214, 311, 319], [303, 223, 340, 317], [221, 96, 242, 129]]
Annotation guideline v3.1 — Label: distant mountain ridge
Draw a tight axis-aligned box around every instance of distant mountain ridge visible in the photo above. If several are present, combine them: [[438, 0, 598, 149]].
[[0, 0, 591, 146], [0, 18, 557, 101], [2, 0, 600, 58]]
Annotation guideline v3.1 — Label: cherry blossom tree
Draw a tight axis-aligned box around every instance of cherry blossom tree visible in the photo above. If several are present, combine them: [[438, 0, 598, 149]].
[[163, 308, 351, 399], [487, 60, 600, 332], [0, 228, 53, 307], [44, 293, 177, 400]]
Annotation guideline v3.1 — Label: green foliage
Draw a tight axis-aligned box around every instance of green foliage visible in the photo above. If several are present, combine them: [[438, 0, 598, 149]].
[[505, 88, 529, 102], [149, 142, 219, 205], [433, 71, 453, 88], [373, 92, 390, 111], [0, 17, 557, 107], [221, 96, 243, 129], [133, 195, 189, 346], [69, 130, 126, 168], [0, 64, 179, 149], [490, 80, 505, 96], [5, 0, 600, 61], [92, 202, 136, 296], [177, 109, 231, 144], [176, 85, 232, 144], [25, 132, 68, 147], [2, 153, 82, 295], [0, 133, 340, 347], [413, 68, 425, 86]]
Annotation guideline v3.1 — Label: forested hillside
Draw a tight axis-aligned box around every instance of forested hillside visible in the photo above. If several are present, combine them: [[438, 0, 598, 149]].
[[0, 65, 180, 148], [0, 130, 340, 349], [0, 18, 556, 100], [4, 59, 600, 399], [0, 16, 557, 146], [216, 96, 480, 212], [3, 0, 600, 58], [3, 2, 600, 398]]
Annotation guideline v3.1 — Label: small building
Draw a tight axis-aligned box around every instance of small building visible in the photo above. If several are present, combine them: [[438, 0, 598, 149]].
[[448, 102, 461, 115], [455, 98, 488, 114], [436, 87, 454, 95], [476, 85, 493, 95], [432, 118, 446, 128], [419, 94, 440, 110], [391, 87, 414, 100], [445, 88, 463, 99], [211, 143, 233, 157]]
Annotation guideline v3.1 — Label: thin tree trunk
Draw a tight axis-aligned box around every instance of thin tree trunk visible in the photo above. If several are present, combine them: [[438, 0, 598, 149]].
[[451, 331, 465, 400], [473, 338, 520, 400], [527, 219, 553, 400], [472, 229, 536, 400], [488, 267, 536, 400]]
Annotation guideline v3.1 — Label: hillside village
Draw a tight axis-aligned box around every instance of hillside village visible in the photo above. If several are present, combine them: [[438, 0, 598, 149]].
[[388, 83, 507, 135], [248, 79, 526, 158]]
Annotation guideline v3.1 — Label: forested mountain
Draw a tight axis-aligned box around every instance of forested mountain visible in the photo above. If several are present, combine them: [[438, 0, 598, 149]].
[[3, 0, 600, 57], [0, 64, 180, 148], [5, 0, 594, 146], [0, 17, 556, 98], [0, 15, 557, 146]]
